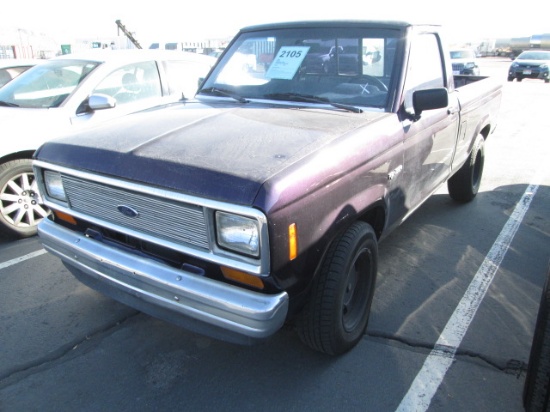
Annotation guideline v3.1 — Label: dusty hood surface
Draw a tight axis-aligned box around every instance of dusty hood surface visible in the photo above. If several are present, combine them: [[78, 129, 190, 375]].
[[35, 101, 388, 205]]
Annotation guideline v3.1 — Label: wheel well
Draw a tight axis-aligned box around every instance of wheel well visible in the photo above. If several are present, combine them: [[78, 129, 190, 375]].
[[358, 204, 385, 240], [291, 203, 386, 317], [0, 150, 35, 166], [480, 125, 491, 140]]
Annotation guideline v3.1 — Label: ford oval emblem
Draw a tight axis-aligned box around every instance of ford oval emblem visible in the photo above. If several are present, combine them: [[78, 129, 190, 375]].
[[117, 205, 139, 218]]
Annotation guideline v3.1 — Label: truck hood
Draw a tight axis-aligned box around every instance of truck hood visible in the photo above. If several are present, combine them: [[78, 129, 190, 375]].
[[35, 101, 389, 205]]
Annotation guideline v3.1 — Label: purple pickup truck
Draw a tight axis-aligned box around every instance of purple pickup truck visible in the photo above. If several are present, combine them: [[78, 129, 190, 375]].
[[33, 20, 502, 355]]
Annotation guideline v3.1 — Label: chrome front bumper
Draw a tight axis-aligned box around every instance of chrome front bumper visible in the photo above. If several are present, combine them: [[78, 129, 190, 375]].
[[38, 219, 289, 344]]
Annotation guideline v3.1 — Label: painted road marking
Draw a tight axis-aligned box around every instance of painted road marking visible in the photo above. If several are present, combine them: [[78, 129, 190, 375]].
[[0, 249, 47, 270], [396, 180, 540, 412]]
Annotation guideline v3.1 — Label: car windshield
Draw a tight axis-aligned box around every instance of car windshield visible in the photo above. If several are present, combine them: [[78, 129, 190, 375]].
[[198, 26, 402, 110], [518, 51, 550, 61], [0, 59, 99, 108], [450, 50, 475, 59]]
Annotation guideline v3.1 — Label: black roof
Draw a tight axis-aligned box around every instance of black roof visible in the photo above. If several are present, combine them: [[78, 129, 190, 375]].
[[239, 20, 438, 33]]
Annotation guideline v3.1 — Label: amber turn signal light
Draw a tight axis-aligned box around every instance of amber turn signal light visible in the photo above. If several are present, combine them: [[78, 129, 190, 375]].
[[289, 223, 297, 261], [53, 210, 77, 225], [221, 266, 264, 290]]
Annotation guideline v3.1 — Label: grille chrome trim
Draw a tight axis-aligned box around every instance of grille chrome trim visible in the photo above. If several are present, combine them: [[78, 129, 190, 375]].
[[63, 175, 210, 250], [452, 63, 464, 72]]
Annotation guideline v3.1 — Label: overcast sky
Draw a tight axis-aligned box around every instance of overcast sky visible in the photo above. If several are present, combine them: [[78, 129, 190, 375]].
[[2, 0, 548, 46]]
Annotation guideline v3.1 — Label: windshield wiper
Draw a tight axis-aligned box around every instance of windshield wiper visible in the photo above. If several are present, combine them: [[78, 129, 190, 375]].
[[264, 93, 363, 113], [0, 100, 19, 108], [197, 87, 249, 103]]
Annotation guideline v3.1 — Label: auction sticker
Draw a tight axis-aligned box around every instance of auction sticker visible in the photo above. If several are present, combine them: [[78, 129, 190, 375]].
[[266, 46, 310, 79]]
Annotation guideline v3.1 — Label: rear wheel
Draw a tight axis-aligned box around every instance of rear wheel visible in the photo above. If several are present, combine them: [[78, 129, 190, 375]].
[[297, 221, 378, 355], [0, 159, 50, 238], [447, 134, 485, 203]]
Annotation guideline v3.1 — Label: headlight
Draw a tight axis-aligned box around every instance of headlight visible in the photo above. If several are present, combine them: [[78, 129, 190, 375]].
[[511, 62, 519, 68], [465, 62, 475, 69], [216, 211, 260, 257], [541, 63, 548, 69], [44, 170, 67, 202]]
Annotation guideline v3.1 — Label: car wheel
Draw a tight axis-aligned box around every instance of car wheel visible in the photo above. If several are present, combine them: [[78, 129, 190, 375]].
[[296, 221, 378, 355], [0, 159, 50, 238], [507, 76, 514, 82], [517, 77, 523, 82], [524, 263, 550, 412], [447, 134, 485, 203]]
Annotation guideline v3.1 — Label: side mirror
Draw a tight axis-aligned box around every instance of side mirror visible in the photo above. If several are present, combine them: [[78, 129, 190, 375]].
[[411, 88, 448, 120], [88, 93, 117, 111]]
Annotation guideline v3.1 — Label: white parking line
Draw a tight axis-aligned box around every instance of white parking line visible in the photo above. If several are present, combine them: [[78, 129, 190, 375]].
[[396, 179, 540, 412], [0, 249, 47, 270]]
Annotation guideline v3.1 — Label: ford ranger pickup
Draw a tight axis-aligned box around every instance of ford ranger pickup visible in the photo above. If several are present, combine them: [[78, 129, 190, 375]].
[[33, 20, 502, 355]]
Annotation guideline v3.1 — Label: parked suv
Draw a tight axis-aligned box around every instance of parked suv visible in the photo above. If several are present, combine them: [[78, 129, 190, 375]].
[[0, 49, 215, 238], [450, 49, 480, 75]]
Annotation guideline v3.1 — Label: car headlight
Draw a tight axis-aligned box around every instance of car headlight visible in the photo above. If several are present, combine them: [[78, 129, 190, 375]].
[[465, 62, 475, 69], [216, 211, 260, 257], [44, 170, 67, 202], [541, 63, 548, 69], [511, 62, 519, 68]]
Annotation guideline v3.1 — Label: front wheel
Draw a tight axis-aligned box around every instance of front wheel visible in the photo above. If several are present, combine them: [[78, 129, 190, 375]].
[[0, 159, 50, 238], [296, 221, 378, 355], [447, 134, 485, 203]]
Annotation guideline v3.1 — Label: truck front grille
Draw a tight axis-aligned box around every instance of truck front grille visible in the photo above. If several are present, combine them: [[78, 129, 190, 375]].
[[452, 63, 465, 72], [61, 175, 210, 250]]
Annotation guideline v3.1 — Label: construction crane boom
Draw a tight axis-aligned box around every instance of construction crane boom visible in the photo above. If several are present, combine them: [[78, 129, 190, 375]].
[[115, 20, 142, 49]]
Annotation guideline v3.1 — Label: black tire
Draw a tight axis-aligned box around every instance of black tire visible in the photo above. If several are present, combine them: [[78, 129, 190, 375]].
[[508, 76, 514, 82], [524, 263, 550, 412], [447, 134, 485, 203], [0, 159, 50, 238], [296, 221, 378, 355]]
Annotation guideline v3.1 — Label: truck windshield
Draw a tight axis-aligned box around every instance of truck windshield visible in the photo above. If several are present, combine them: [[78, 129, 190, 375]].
[[198, 26, 401, 110]]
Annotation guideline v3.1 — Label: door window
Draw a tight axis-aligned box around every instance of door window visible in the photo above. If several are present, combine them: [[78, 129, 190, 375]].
[[93, 61, 162, 105], [403, 33, 445, 112]]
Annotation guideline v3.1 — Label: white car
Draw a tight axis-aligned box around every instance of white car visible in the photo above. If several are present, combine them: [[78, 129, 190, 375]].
[[450, 49, 480, 75], [0, 49, 215, 238]]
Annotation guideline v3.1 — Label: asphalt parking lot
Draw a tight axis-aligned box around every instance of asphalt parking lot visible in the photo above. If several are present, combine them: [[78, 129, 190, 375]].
[[0, 57, 549, 411]]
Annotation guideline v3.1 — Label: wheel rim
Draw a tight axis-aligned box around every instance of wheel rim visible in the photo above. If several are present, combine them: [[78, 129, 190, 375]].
[[342, 246, 372, 332], [0, 171, 49, 229]]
